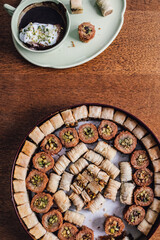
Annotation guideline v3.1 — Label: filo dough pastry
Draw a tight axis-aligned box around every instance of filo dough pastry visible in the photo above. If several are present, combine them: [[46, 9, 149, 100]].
[[81, 190, 91, 203], [120, 182, 135, 205], [155, 185, 160, 197], [50, 113, 64, 130], [67, 142, 88, 162], [47, 173, 61, 193], [70, 0, 83, 14], [152, 159, 160, 172], [16, 152, 30, 168], [148, 146, 160, 161], [14, 165, 28, 180], [40, 120, 54, 136], [100, 159, 120, 179], [69, 192, 84, 211], [119, 162, 132, 182], [59, 171, 73, 191], [70, 157, 89, 175], [29, 126, 44, 145], [42, 232, 59, 240], [72, 105, 88, 121], [64, 210, 85, 226], [94, 141, 117, 161], [104, 179, 121, 201], [23, 212, 38, 229], [88, 106, 102, 118], [61, 109, 75, 125], [141, 134, 156, 149], [13, 180, 26, 193], [17, 202, 32, 218], [101, 107, 114, 120], [84, 150, 103, 166], [154, 172, 160, 184], [150, 198, 160, 213], [54, 190, 71, 212], [132, 125, 147, 140], [137, 219, 152, 236], [21, 140, 37, 157], [113, 111, 126, 125], [96, 0, 113, 17], [123, 117, 137, 131], [71, 174, 88, 194], [14, 192, 29, 205], [53, 155, 70, 175], [29, 222, 46, 239], [145, 208, 158, 224], [88, 193, 105, 213]]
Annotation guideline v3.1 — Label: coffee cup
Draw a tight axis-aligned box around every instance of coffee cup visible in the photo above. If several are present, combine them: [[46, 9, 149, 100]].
[[4, 0, 71, 52]]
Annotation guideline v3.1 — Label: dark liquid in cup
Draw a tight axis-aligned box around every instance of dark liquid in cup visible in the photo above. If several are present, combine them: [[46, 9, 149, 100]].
[[19, 2, 67, 50]]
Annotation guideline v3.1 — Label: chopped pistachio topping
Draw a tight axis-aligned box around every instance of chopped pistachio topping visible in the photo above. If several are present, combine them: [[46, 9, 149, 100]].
[[109, 221, 120, 234], [30, 174, 43, 186], [86, 188, 96, 199], [34, 196, 48, 209], [137, 190, 150, 202], [83, 127, 94, 138], [119, 137, 133, 148], [38, 155, 51, 168], [84, 26, 92, 34], [137, 154, 147, 166], [62, 226, 72, 238], [48, 215, 58, 225], [137, 170, 150, 183], [46, 137, 58, 150], [102, 124, 113, 135], [62, 131, 74, 143], [80, 233, 91, 240], [77, 180, 86, 189], [129, 210, 140, 223]]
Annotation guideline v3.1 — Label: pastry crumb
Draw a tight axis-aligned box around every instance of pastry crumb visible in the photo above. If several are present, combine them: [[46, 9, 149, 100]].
[[71, 41, 75, 47]]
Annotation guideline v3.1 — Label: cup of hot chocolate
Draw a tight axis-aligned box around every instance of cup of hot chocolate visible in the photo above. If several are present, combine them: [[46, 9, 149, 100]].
[[4, 0, 70, 52]]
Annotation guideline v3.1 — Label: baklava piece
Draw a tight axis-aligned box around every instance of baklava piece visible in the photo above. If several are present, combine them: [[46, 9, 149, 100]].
[[76, 226, 94, 240], [42, 209, 63, 232], [134, 186, 154, 207], [59, 128, 79, 148], [98, 120, 118, 140], [32, 152, 54, 173], [26, 169, 48, 193], [70, 0, 83, 14], [41, 134, 62, 155], [79, 123, 98, 144], [105, 216, 125, 237], [31, 192, 53, 213], [133, 168, 153, 186], [124, 205, 145, 225], [114, 131, 137, 154], [58, 222, 78, 240], [130, 150, 149, 169], [78, 22, 95, 43]]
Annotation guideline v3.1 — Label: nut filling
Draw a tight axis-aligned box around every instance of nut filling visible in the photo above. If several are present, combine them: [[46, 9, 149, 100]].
[[62, 226, 72, 238], [38, 155, 51, 168], [83, 127, 94, 138], [34, 196, 48, 209], [108, 221, 120, 234], [48, 215, 58, 225], [137, 190, 150, 202], [102, 125, 113, 135], [136, 154, 148, 166], [129, 210, 141, 223], [45, 137, 58, 150], [30, 174, 43, 186], [119, 138, 133, 148], [80, 234, 92, 240], [62, 131, 74, 143]]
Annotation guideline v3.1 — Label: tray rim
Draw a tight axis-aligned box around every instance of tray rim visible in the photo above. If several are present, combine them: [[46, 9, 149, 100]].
[[12, 0, 127, 69], [11, 103, 160, 240]]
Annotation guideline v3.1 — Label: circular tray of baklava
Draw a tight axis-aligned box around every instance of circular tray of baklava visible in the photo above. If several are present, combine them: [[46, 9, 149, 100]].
[[11, 104, 160, 240]]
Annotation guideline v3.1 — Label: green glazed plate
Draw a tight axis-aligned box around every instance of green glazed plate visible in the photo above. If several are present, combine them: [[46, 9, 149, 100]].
[[13, 0, 126, 69]]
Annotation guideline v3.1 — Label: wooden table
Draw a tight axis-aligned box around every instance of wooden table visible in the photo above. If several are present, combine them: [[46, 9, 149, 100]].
[[0, 0, 160, 239]]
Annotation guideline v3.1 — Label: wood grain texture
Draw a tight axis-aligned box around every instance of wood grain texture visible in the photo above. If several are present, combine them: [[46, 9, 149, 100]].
[[0, 0, 160, 239]]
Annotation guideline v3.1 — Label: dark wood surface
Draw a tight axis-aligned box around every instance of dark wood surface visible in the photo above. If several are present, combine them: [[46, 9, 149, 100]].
[[0, 0, 160, 239]]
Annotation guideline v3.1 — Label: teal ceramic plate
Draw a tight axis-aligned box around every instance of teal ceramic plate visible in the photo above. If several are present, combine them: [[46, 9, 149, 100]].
[[13, 0, 126, 69]]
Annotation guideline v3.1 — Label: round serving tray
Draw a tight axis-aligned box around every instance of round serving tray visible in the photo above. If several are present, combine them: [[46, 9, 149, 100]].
[[11, 104, 160, 240], [12, 0, 126, 69]]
